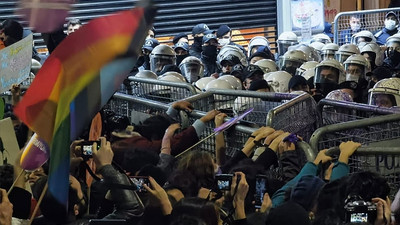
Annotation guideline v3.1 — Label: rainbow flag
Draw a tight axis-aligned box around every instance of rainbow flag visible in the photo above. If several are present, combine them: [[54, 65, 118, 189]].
[[14, 1, 156, 208]]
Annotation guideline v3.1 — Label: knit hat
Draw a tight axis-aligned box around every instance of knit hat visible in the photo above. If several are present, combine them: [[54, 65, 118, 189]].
[[290, 175, 325, 211]]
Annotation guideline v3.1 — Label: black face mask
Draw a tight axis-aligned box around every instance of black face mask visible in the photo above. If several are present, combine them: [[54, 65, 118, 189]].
[[176, 54, 189, 66], [194, 36, 203, 46], [202, 45, 217, 59], [143, 54, 150, 64], [316, 79, 340, 96], [282, 66, 297, 76], [136, 56, 145, 67]]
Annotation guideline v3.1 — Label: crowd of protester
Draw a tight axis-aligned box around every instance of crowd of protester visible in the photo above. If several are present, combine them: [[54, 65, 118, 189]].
[[1, 8, 400, 225]]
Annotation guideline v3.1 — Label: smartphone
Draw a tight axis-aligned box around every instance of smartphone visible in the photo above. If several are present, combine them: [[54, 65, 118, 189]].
[[350, 212, 368, 223], [130, 176, 150, 193], [79, 141, 101, 159], [215, 174, 233, 191], [254, 175, 268, 209]]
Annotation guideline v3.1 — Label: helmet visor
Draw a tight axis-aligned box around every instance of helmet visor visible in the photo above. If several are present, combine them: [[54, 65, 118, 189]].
[[315, 66, 340, 84], [150, 55, 176, 73], [181, 63, 203, 83], [368, 92, 397, 107], [335, 53, 351, 64]]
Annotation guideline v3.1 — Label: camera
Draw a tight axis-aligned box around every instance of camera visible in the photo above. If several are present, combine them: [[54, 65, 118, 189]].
[[79, 141, 101, 159], [130, 176, 150, 193], [215, 174, 233, 191], [344, 195, 377, 223]]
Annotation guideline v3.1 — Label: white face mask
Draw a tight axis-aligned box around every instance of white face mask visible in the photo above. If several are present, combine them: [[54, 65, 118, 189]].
[[385, 19, 397, 31], [350, 23, 361, 32], [346, 73, 359, 83], [218, 38, 230, 47]]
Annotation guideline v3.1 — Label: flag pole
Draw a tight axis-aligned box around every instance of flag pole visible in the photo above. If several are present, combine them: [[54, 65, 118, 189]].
[[29, 182, 48, 225], [174, 132, 217, 158], [7, 169, 25, 195]]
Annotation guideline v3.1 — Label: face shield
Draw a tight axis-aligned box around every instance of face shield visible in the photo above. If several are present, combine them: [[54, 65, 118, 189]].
[[335, 52, 352, 64], [150, 55, 176, 73], [368, 92, 397, 108], [181, 62, 204, 83], [314, 66, 341, 96], [352, 36, 373, 45], [277, 40, 296, 56], [321, 50, 336, 60], [345, 63, 365, 83], [279, 59, 304, 76], [386, 39, 400, 49]]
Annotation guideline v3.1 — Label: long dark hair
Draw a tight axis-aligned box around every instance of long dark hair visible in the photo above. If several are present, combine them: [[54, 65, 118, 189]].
[[171, 197, 219, 225]]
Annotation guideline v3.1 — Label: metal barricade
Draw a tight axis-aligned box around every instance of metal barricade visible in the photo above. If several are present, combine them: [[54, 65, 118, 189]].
[[186, 109, 258, 157], [107, 92, 258, 157], [267, 93, 320, 142], [127, 76, 198, 103], [182, 89, 299, 126], [107, 92, 170, 124], [326, 146, 400, 196], [318, 99, 400, 126], [333, 7, 400, 45], [310, 114, 400, 153]]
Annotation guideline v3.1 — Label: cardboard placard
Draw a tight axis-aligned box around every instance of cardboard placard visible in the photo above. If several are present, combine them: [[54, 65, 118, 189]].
[[0, 34, 33, 93]]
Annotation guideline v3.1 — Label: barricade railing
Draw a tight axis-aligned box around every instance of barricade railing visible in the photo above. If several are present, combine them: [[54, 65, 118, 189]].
[[108, 92, 314, 176], [127, 76, 199, 103], [107, 92, 259, 157], [325, 146, 400, 196], [267, 93, 320, 142], [333, 7, 400, 45], [309, 113, 400, 153], [317, 99, 400, 126], [182, 89, 299, 126]]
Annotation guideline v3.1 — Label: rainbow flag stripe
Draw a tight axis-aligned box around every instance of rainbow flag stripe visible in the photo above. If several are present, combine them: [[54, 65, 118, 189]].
[[15, 3, 156, 207]]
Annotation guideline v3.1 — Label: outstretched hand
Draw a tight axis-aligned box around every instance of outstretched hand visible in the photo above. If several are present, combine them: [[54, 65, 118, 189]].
[[172, 100, 194, 112], [338, 141, 361, 164], [313, 149, 332, 165], [200, 109, 221, 123]]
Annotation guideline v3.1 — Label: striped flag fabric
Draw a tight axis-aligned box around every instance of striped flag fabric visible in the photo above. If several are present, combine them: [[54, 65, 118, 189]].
[[14, 0, 156, 209]]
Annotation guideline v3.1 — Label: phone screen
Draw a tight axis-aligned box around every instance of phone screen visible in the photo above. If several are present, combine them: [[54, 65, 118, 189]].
[[130, 176, 150, 193], [350, 213, 368, 222], [215, 174, 233, 191], [254, 175, 268, 209], [80, 141, 100, 159]]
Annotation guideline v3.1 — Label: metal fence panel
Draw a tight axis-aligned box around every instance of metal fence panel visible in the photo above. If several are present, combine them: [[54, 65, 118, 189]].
[[318, 99, 400, 126], [107, 92, 258, 157], [325, 146, 400, 197], [127, 76, 198, 103], [310, 114, 400, 153], [333, 7, 400, 45], [182, 89, 299, 126], [267, 93, 320, 142]]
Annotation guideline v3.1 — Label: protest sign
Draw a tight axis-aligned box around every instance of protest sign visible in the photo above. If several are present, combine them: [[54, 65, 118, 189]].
[[0, 34, 33, 93]]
